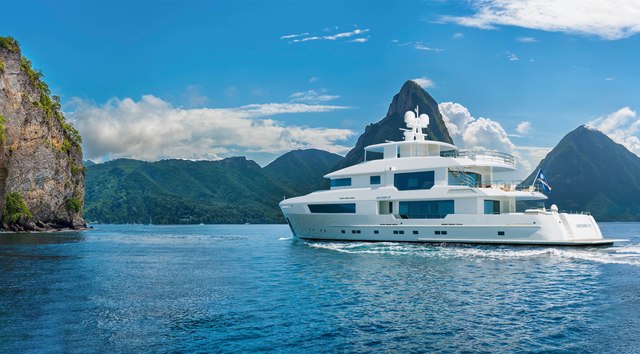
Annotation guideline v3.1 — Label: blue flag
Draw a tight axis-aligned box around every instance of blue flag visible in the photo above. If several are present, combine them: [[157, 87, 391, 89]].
[[536, 170, 552, 193]]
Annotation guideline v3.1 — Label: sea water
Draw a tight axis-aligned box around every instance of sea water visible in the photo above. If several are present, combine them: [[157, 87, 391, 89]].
[[1, 223, 639, 352]]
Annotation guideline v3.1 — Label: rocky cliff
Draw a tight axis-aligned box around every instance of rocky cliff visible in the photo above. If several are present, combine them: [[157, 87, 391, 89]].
[[333, 80, 453, 170], [0, 37, 85, 231]]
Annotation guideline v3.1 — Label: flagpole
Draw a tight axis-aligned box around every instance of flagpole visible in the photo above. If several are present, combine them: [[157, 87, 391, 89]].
[[530, 168, 540, 189]]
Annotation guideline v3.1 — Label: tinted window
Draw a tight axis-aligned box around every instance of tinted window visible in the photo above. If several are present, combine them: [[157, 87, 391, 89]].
[[330, 178, 351, 187], [399, 200, 454, 219], [370, 175, 381, 185], [484, 200, 500, 214], [308, 203, 356, 213], [448, 171, 481, 186], [394, 171, 434, 190]]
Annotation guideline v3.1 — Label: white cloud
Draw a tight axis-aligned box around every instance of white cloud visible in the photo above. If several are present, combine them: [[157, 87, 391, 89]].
[[587, 107, 640, 155], [68, 95, 353, 162], [453, 32, 464, 39], [289, 89, 339, 103], [605, 77, 616, 81], [517, 36, 538, 43], [392, 40, 443, 52], [287, 28, 370, 43], [506, 51, 519, 61], [516, 121, 532, 134], [441, 0, 640, 40], [414, 43, 444, 52], [438, 102, 543, 177], [280, 32, 310, 39], [412, 77, 435, 88], [309, 76, 319, 83], [324, 28, 369, 40]]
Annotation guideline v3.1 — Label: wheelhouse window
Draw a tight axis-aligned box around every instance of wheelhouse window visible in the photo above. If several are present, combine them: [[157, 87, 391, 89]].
[[399, 200, 454, 219], [394, 171, 434, 191], [484, 200, 500, 214], [308, 203, 356, 213], [330, 178, 351, 187], [370, 175, 381, 185], [448, 171, 481, 186]]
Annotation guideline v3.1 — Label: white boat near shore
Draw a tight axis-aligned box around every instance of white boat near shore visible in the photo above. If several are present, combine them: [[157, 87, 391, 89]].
[[280, 108, 618, 246]]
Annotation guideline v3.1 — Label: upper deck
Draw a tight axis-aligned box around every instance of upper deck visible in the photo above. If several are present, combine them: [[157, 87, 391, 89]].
[[363, 140, 515, 169]]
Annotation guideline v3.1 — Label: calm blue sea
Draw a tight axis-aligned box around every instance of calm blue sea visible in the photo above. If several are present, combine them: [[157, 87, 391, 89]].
[[1, 223, 639, 353]]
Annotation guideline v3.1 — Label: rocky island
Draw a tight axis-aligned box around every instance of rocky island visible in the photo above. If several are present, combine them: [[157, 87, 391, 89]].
[[0, 36, 85, 231]]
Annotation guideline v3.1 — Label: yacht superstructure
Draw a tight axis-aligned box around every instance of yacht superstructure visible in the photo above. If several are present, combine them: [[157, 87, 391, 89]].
[[280, 108, 613, 245]]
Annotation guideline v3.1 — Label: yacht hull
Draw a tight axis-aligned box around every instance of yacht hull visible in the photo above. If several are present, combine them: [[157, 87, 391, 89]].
[[282, 209, 616, 246]]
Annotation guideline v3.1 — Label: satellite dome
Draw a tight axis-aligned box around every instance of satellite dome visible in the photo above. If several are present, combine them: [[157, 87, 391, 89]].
[[404, 111, 416, 124], [419, 113, 429, 126]]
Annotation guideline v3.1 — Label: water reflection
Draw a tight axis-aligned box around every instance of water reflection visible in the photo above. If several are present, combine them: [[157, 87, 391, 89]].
[[0, 231, 87, 245]]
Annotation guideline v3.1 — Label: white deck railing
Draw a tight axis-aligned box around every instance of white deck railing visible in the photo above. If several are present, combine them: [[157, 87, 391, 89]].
[[441, 150, 516, 167]]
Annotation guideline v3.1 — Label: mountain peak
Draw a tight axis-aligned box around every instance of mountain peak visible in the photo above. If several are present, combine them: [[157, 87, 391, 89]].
[[523, 125, 640, 220], [332, 80, 453, 170]]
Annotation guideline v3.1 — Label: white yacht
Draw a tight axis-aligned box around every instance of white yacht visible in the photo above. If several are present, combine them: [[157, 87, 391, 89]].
[[280, 108, 614, 246]]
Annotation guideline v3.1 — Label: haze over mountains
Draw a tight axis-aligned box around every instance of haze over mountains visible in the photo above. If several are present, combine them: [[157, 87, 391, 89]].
[[85, 80, 640, 223]]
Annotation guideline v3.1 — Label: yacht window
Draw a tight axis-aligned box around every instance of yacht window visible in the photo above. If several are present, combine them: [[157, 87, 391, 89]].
[[394, 171, 434, 191], [370, 175, 381, 185], [484, 200, 500, 215], [330, 178, 352, 187], [448, 171, 482, 186], [308, 203, 356, 213], [399, 200, 454, 219]]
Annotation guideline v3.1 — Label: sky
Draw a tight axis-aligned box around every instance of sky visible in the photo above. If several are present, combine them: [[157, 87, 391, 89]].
[[2, 0, 640, 178]]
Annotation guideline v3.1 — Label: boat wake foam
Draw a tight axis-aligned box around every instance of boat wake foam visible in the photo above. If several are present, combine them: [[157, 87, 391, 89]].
[[305, 241, 640, 266]]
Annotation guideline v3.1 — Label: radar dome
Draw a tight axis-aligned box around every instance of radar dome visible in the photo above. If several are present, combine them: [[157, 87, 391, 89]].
[[419, 113, 429, 126], [404, 111, 416, 124]]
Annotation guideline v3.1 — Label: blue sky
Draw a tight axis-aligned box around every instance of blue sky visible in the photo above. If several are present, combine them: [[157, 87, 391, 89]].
[[2, 0, 640, 176]]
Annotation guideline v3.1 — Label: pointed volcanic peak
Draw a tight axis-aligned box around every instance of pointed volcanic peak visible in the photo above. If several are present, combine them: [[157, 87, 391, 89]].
[[523, 125, 640, 221], [333, 80, 453, 170], [265, 148, 344, 195]]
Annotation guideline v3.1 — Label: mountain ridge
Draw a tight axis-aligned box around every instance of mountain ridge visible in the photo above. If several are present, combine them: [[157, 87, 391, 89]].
[[85, 149, 343, 224]]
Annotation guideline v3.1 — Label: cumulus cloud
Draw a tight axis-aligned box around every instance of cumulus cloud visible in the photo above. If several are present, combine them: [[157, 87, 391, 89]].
[[587, 106, 640, 155], [350, 37, 369, 43], [438, 102, 544, 176], [516, 121, 532, 134], [441, 0, 640, 40], [67, 95, 353, 162], [439, 102, 514, 153], [412, 77, 435, 88], [289, 89, 339, 103]]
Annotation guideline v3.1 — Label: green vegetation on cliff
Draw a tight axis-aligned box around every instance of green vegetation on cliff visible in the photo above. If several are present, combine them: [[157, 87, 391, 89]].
[[1, 36, 82, 148], [18, 56, 82, 146], [0, 36, 20, 52], [0, 114, 5, 144], [3, 192, 33, 224], [67, 197, 82, 213]]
